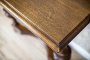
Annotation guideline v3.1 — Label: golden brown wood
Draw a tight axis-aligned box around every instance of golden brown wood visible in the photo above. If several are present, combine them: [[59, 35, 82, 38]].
[[0, 0, 90, 52]]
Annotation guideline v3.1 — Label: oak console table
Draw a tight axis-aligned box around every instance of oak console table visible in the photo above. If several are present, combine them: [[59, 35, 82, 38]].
[[0, 0, 90, 60]]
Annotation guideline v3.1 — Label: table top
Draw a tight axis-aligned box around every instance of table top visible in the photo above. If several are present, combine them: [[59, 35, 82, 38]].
[[0, 0, 90, 52]]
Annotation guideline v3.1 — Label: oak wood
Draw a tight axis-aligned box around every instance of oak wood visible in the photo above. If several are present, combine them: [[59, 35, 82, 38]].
[[0, 0, 90, 52]]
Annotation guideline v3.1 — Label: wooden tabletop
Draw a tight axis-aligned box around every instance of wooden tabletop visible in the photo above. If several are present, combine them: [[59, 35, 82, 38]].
[[0, 0, 90, 52]]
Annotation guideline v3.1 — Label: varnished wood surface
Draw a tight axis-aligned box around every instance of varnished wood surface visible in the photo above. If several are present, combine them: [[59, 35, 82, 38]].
[[0, 0, 90, 52]]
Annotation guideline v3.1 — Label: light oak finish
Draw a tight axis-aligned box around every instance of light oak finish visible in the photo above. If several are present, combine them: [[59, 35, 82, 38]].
[[0, 0, 90, 53]]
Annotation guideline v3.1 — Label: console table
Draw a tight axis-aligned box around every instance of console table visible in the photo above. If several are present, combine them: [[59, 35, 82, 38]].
[[0, 0, 90, 60]]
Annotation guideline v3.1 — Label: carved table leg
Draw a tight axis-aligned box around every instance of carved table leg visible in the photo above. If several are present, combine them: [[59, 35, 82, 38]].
[[47, 46, 54, 60], [54, 46, 71, 60]]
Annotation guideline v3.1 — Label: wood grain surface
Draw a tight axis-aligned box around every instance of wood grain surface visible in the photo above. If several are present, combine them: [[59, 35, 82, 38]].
[[0, 0, 90, 52]]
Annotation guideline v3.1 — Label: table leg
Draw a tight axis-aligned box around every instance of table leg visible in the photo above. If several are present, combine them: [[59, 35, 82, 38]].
[[54, 46, 71, 60]]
